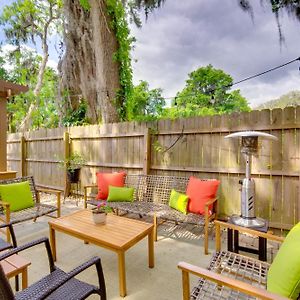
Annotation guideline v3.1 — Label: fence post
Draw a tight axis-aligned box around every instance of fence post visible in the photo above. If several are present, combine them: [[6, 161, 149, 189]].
[[64, 132, 70, 197], [20, 136, 26, 176], [143, 128, 151, 175]]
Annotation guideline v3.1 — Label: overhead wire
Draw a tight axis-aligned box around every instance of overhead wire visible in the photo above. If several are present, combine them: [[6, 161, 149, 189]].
[[163, 56, 300, 103]]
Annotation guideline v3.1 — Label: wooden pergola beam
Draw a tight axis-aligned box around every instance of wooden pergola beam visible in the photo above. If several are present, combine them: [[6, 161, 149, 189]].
[[0, 80, 29, 172], [0, 80, 29, 97]]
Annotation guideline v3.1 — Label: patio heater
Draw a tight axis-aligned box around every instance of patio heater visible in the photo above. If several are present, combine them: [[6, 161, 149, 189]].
[[225, 131, 278, 228]]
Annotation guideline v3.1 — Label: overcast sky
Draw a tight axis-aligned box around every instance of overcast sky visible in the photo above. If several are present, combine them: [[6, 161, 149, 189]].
[[0, 1, 299, 108], [130, 1, 300, 107]]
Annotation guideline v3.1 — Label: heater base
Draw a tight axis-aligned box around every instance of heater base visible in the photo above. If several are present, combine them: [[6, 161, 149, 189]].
[[230, 215, 266, 228]]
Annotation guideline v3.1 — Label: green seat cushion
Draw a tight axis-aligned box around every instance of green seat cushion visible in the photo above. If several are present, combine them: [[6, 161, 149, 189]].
[[0, 181, 34, 212], [267, 222, 300, 299], [107, 186, 135, 202], [169, 189, 189, 215]]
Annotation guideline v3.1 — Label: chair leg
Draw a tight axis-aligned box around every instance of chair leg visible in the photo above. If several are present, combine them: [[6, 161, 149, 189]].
[[204, 218, 209, 255], [6, 227, 11, 244], [4, 209, 11, 243], [15, 275, 19, 291], [153, 215, 158, 242]]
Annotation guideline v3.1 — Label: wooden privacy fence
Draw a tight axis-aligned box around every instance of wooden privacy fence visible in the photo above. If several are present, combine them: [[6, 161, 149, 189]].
[[6, 107, 300, 229]]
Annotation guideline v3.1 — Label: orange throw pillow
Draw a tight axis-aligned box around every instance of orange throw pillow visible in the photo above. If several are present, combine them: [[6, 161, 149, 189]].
[[186, 176, 220, 215], [96, 172, 126, 200]]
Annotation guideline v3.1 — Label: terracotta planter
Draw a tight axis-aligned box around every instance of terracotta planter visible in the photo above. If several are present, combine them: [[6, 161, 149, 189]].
[[92, 212, 106, 224]]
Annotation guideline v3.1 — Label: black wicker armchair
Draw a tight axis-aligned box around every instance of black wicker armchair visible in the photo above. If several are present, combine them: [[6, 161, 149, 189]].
[[0, 237, 106, 300]]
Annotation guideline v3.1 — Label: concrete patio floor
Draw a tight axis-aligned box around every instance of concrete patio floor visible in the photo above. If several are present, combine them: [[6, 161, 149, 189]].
[[7, 195, 280, 299]]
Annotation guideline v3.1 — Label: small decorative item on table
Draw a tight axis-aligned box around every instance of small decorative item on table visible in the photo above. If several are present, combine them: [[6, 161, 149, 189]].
[[92, 201, 113, 224]]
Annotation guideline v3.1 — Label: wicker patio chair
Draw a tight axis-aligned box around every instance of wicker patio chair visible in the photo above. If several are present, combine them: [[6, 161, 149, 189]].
[[0, 237, 106, 300], [0, 176, 61, 242], [0, 222, 20, 291], [178, 222, 300, 300]]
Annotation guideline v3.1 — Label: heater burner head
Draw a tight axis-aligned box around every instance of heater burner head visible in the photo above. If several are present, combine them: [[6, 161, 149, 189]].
[[225, 131, 278, 141], [225, 131, 278, 155]]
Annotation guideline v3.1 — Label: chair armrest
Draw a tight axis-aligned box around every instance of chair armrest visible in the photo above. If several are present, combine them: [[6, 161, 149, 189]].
[[32, 256, 106, 300], [36, 188, 61, 217], [0, 202, 11, 231], [204, 197, 217, 221], [0, 237, 55, 272], [178, 262, 288, 300], [37, 187, 62, 196], [84, 184, 98, 189], [214, 220, 285, 243], [84, 184, 98, 209], [204, 197, 217, 207], [0, 201, 10, 209]]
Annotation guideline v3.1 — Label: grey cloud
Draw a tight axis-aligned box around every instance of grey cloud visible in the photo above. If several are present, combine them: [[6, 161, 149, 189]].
[[130, 0, 300, 106]]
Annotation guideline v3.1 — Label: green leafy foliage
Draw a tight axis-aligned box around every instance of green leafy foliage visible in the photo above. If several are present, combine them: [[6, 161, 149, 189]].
[[0, 55, 9, 80], [126, 0, 165, 25], [239, 0, 300, 43], [59, 151, 87, 172], [164, 65, 250, 118], [256, 90, 300, 110], [105, 0, 134, 120], [79, 0, 90, 11], [0, 46, 59, 132], [0, 0, 62, 46], [127, 80, 165, 121], [62, 100, 88, 127]]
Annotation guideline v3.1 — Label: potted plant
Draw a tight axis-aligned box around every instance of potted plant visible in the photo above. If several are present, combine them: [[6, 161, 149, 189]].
[[92, 202, 113, 224], [60, 152, 87, 183]]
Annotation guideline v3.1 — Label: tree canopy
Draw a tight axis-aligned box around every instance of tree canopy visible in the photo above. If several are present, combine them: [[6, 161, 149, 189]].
[[127, 80, 165, 121], [0, 0, 62, 131], [0, 46, 59, 132], [163, 65, 250, 118]]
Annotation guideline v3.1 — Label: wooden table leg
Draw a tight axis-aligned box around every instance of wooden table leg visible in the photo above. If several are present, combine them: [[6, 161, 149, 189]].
[[21, 268, 28, 289], [227, 228, 233, 252], [49, 225, 57, 262], [148, 228, 154, 268], [258, 236, 267, 261], [118, 251, 126, 297], [182, 270, 190, 300], [233, 230, 239, 253]]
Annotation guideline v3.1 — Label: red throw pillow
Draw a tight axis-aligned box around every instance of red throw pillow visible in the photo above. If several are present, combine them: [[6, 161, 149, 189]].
[[186, 176, 220, 215], [96, 172, 126, 200]]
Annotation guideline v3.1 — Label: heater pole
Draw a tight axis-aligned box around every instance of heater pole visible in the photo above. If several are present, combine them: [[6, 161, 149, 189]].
[[245, 153, 252, 179]]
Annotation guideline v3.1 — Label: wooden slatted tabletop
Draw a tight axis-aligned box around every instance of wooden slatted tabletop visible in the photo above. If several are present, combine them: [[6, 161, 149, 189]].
[[49, 209, 155, 297], [0, 254, 31, 289]]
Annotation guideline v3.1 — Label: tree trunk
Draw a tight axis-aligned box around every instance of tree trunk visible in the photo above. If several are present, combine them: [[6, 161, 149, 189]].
[[18, 42, 49, 132], [60, 0, 121, 124]]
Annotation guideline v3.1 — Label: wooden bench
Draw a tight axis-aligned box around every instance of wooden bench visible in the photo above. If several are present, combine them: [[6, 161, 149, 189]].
[[0, 176, 61, 241], [84, 174, 218, 254]]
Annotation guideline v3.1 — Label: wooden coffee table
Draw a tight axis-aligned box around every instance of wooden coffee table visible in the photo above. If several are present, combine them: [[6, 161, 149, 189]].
[[48, 209, 154, 297]]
